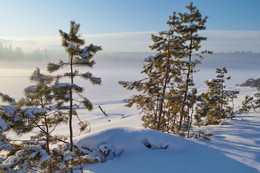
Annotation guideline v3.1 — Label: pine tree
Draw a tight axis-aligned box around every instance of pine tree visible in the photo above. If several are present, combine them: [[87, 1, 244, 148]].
[[239, 86, 259, 114], [176, 3, 209, 131], [0, 92, 53, 172], [17, 68, 68, 155], [196, 67, 234, 125], [119, 3, 210, 133], [119, 12, 183, 132], [0, 69, 66, 172], [1, 21, 101, 172], [225, 89, 239, 118], [239, 95, 255, 113], [0, 70, 98, 172], [47, 21, 102, 151]]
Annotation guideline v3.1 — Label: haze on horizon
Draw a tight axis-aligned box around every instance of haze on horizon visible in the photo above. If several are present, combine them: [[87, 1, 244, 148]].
[[0, 0, 259, 53]]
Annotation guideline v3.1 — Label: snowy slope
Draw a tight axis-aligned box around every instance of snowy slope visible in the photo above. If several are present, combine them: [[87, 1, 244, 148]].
[[75, 128, 258, 173]]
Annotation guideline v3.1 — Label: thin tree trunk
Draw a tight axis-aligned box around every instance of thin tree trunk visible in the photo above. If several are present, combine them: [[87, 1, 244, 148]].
[[187, 104, 194, 138], [157, 44, 171, 131], [45, 118, 50, 154], [69, 55, 74, 173], [178, 32, 193, 131], [219, 77, 224, 119], [69, 55, 74, 152], [157, 74, 168, 130]]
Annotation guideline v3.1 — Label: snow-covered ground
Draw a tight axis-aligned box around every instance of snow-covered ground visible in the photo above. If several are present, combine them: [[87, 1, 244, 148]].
[[76, 127, 259, 173], [73, 86, 260, 173], [0, 59, 259, 172], [196, 111, 260, 172]]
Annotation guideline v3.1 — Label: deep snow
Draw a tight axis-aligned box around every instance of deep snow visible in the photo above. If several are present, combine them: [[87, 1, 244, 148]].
[[75, 128, 259, 173]]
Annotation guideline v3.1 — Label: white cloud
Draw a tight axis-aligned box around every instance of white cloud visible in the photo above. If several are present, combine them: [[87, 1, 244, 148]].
[[201, 30, 260, 53], [1, 30, 259, 53], [84, 32, 155, 52]]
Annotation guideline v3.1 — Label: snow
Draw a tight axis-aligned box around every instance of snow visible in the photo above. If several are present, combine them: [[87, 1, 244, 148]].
[[0, 59, 260, 173], [145, 53, 161, 61], [81, 46, 89, 52], [22, 107, 47, 119], [79, 44, 101, 58], [194, 112, 260, 172], [0, 118, 7, 131], [69, 44, 77, 51], [0, 93, 16, 105], [24, 85, 37, 92], [0, 156, 20, 169], [82, 51, 89, 58], [0, 144, 14, 152], [52, 83, 83, 91], [82, 72, 92, 78], [53, 82, 70, 88], [39, 150, 51, 164], [76, 127, 258, 173], [145, 55, 156, 61], [225, 90, 240, 96], [0, 106, 21, 121], [90, 77, 101, 84]]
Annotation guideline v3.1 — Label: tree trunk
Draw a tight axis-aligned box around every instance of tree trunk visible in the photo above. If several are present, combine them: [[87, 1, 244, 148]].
[[157, 45, 171, 131], [69, 55, 74, 152], [178, 32, 193, 131]]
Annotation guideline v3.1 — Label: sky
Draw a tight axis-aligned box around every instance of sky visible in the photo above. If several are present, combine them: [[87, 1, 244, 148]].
[[0, 0, 259, 52]]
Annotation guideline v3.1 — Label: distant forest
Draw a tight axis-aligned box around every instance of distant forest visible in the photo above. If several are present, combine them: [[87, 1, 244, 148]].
[[0, 42, 64, 61], [0, 42, 259, 70]]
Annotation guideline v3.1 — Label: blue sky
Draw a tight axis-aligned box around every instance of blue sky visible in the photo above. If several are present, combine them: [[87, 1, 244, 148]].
[[0, 0, 259, 52]]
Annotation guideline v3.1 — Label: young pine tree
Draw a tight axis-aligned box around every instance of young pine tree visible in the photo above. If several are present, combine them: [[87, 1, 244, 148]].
[[119, 12, 184, 132], [0, 92, 53, 172], [119, 3, 210, 133], [225, 89, 240, 118], [47, 21, 102, 151], [196, 67, 233, 125], [239, 95, 255, 114], [176, 2, 210, 131], [239, 86, 259, 114], [0, 69, 72, 172], [18, 68, 67, 155]]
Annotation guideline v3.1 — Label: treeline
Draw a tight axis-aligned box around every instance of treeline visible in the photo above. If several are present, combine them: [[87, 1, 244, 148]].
[[0, 43, 65, 61], [1, 41, 260, 67]]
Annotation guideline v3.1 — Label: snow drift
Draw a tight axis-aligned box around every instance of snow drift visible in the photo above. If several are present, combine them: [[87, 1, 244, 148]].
[[76, 128, 258, 173]]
